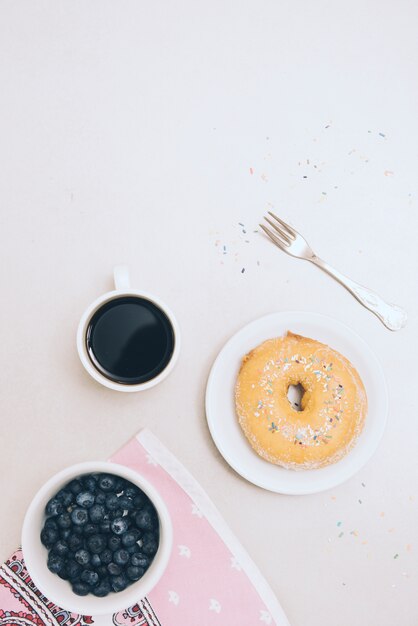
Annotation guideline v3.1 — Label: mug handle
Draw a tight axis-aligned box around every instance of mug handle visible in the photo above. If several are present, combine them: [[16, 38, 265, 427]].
[[113, 265, 131, 291]]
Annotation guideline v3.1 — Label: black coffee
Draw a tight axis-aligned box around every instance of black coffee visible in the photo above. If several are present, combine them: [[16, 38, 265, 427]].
[[86, 296, 175, 385]]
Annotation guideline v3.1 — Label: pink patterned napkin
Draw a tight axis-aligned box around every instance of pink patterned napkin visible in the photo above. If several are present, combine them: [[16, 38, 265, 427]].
[[0, 429, 290, 626]]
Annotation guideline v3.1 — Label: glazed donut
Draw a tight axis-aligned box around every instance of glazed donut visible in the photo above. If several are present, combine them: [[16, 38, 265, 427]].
[[235, 332, 367, 470]]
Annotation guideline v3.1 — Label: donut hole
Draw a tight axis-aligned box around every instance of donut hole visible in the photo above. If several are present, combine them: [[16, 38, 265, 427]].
[[287, 383, 305, 412]]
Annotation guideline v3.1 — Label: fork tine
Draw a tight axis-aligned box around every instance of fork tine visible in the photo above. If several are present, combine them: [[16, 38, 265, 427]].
[[259, 224, 289, 249], [264, 217, 292, 243], [267, 212, 296, 239]]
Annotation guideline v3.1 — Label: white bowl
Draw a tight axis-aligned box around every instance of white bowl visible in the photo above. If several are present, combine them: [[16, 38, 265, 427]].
[[22, 462, 172, 616]]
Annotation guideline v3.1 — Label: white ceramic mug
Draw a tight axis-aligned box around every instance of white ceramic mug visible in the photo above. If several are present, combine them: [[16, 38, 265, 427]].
[[77, 266, 180, 392]]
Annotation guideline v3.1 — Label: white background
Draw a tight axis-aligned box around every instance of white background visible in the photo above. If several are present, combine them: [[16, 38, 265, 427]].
[[0, 2, 417, 625]]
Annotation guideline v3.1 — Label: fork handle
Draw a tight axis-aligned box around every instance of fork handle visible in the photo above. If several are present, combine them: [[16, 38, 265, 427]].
[[310, 256, 407, 331]]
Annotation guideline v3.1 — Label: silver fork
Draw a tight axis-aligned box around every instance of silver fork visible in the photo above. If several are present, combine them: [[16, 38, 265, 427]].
[[260, 212, 407, 331]]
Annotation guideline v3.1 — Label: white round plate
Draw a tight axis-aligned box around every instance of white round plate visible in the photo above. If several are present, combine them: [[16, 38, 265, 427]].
[[205, 311, 388, 495]]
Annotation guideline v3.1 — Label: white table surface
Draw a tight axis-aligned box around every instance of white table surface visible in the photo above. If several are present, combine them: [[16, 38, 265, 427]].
[[0, 2, 417, 625]]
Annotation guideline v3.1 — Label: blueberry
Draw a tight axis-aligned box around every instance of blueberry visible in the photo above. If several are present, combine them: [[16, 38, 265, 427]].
[[76, 491, 95, 509], [86, 534, 106, 554], [115, 478, 127, 493], [110, 573, 128, 592], [113, 549, 129, 566], [111, 518, 128, 535], [95, 492, 106, 505], [81, 569, 99, 586], [141, 532, 159, 556], [135, 509, 153, 531], [91, 553, 102, 568], [68, 479, 83, 495], [89, 504, 105, 524], [72, 582, 90, 596], [105, 493, 120, 510], [56, 513, 72, 529], [107, 562, 122, 576], [44, 518, 58, 530], [126, 565, 145, 581], [108, 536, 121, 551], [57, 567, 69, 580], [82, 475, 98, 492], [68, 533, 83, 551], [74, 549, 90, 566], [56, 489, 74, 507], [71, 508, 88, 526], [41, 527, 59, 548], [45, 498, 63, 517], [83, 523, 99, 536], [47, 553, 65, 574], [125, 544, 138, 555], [100, 548, 112, 564], [121, 529, 140, 548], [60, 528, 71, 540], [52, 540, 69, 557], [130, 552, 150, 569], [92, 579, 111, 597], [96, 565, 108, 578], [66, 559, 81, 581], [133, 493, 145, 508], [124, 486, 139, 498], [98, 474, 117, 492], [118, 495, 135, 511]]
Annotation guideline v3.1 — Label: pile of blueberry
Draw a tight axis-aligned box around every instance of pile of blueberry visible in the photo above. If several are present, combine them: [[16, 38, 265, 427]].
[[40, 473, 160, 597]]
